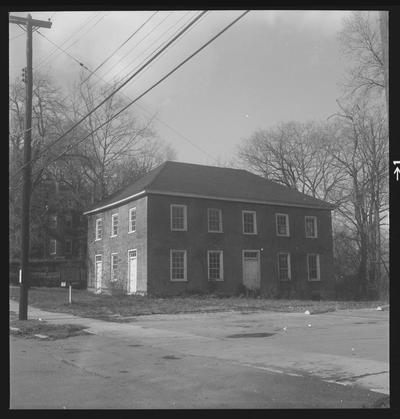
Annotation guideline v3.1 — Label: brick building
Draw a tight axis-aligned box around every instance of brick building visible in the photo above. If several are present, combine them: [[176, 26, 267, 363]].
[[84, 161, 335, 298]]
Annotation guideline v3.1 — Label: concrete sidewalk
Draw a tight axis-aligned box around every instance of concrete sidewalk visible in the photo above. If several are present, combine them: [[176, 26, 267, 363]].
[[9, 299, 389, 396]]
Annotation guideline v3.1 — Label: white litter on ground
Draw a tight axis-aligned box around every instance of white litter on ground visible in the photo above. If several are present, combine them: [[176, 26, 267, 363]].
[[304, 310, 310, 315], [308, 324, 312, 327], [283, 327, 287, 332], [34, 334, 49, 339], [376, 306, 382, 311]]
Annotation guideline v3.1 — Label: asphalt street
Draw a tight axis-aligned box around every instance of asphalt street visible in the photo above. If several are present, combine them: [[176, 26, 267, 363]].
[[9, 300, 389, 409]]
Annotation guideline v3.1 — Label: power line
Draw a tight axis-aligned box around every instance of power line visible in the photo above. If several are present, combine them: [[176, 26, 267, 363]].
[[93, 11, 174, 87], [102, 11, 195, 94], [13, 11, 208, 177], [81, 11, 159, 84], [27, 10, 250, 179], [28, 11, 212, 162], [34, 12, 104, 70]]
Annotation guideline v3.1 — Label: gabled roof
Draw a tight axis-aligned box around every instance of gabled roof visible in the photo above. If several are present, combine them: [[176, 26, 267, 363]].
[[83, 161, 333, 215]]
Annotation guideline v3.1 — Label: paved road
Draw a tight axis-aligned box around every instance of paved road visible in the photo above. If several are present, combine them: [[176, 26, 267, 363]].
[[9, 300, 389, 409]]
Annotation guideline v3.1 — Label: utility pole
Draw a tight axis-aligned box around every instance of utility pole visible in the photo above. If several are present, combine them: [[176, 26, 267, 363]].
[[9, 14, 52, 320]]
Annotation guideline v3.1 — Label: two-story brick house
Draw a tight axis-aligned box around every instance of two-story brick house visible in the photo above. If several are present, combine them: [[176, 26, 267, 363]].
[[83, 161, 335, 298]]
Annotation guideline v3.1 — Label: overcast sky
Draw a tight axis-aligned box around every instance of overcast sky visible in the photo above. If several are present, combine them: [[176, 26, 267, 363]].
[[9, 10, 355, 166]]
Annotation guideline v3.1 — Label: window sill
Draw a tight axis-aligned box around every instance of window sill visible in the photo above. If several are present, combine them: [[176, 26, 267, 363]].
[[170, 278, 188, 282], [95, 238, 102, 242], [208, 230, 223, 233], [306, 236, 318, 239], [110, 235, 118, 238], [307, 278, 321, 282], [276, 234, 290, 237], [128, 230, 136, 234], [171, 229, 187, 232], [243, 232, 257, 235], [208, 278, 224, 282]]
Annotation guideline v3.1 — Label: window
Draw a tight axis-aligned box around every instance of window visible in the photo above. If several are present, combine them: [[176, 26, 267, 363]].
[[208, 250, 223, 281], [95, 218, 103, 241], [65, 239, 72, 255], [171, 205, 187, 231], [111, 213, 119, 237], [243, 210, 257, 234], [50, 239, 57, 255], [276, 213, 290, 236], [65, 215, 73, 228], [111, 253, 119, 282], [49, 215, 57, 229], [305, 216, 318, 238], [170, 250, 187, 281], [307, 254, 320, 281], [128, 207, 136, 233], [277, 253, 291, 281], [208, 208, 222, 232]]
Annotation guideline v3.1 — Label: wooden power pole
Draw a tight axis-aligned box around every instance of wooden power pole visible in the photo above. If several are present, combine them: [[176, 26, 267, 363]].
[[9, 14, 52, 320]]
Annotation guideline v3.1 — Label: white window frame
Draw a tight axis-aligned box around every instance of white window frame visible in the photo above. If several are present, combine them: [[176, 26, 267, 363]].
[[307, 254, 321, 281], [170, 204, 187, 231], [170, 249, 187, 282], [50, 239, 57, 255], [65, 239, 72, 255], [111, 253, 119, 282], [111, 213, 119, 237], [305, 216, 318, 238], [207, 250, 224, 281], [242, 210, 257, 235], [276, 213, 290, 237], [128, 207, 136, 233], [277, 252, 291, 281], [95, 218, 103, 241], [207, 208, 223, 233]]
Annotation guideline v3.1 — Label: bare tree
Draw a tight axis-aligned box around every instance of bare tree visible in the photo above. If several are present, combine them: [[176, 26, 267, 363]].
[[330, 101, 388, 298], [338, 11, 386, 103], [237, 121, 347, 205]]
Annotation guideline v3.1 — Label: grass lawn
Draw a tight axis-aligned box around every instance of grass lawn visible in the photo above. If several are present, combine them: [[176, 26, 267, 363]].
[[9, 309, 88, 340], [9, 286, 388, 322]]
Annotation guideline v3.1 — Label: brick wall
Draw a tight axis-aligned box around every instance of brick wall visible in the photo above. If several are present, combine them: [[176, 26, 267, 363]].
[[87, 196, 147, 294], [147, 194, 334, 298]]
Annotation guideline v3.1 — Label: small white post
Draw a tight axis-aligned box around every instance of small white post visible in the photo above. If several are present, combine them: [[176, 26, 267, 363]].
[[68, 284, 72, 304], [19, 269, 22, 284]]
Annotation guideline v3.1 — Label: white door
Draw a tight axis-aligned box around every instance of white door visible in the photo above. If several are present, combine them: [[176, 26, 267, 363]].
[[128, 249, 137, 294], [95, 255, 102, 294], [243, 250, 260, 290]]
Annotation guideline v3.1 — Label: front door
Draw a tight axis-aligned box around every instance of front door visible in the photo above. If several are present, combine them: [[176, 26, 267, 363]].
[[128, 249, 137, 294], [95, 255, 102, 294], [242, 250, 260, 290]]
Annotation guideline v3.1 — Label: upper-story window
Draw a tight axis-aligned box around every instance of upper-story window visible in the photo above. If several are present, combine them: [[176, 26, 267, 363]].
[[276, 213, 290, 237], [242, 210, 257, 234], [307, 254, 320, 281], [111, 213, 119, 237], [208, 250, 224, 281], [50, 239, 57, 255], [65, 215, 73, 228], [49, 215, 57, 229], [95, 218, 103, 241], [277, 253, 291, 281], [208, 208, 222, 233], [305, 216, 318, 238], [128, 207, 136, 233], [171, 204, 187, 231]]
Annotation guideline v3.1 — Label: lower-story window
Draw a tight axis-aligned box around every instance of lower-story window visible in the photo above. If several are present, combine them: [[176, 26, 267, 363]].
[[170, 250, 187, 281], [111, 253, 119, 282], [307, 254, 320, 281], [277, 253, 291, 281], [208, 250, 223, 281]]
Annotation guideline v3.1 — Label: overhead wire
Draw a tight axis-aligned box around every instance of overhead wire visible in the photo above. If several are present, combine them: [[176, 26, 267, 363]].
[[25, 10, 251, 181], [92, 11, 174, 87], [81, 11, 159, 84], [34, 12, 105, 70], [13, 10, 208, 177]]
